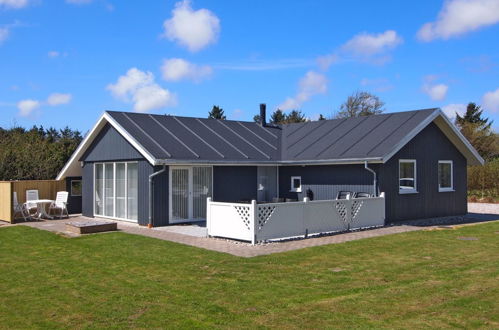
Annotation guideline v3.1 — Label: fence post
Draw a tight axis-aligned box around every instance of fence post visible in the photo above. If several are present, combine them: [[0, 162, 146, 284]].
[[346, 193, 352, 230], [303, 197, 309, 238], [251, 200, 257, 245], [206, 197, 211, 238]]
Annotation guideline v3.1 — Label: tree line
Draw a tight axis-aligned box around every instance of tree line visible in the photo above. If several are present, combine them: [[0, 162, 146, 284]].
[[208, 91, 386, 124], [0, 126, 83, 181]]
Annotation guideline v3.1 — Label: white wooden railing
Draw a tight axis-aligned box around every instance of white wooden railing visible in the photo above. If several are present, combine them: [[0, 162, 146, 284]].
[[207, 193, 385, 244]]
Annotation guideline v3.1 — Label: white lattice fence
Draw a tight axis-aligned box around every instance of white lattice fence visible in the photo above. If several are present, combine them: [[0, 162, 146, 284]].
[[207, 199, 255, 243], [207, 193, 385, 244]]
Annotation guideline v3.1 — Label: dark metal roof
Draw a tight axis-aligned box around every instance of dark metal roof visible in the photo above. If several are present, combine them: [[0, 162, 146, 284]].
[[106, 108, 438, 163], [106, 111, 282, 162], [281, 108, 437, 161]]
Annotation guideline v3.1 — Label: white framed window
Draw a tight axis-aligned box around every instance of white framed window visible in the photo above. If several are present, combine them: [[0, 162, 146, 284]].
[[70, 180, 82, 196], [438, 160, 453, 192], [290, 176, 302, 192], [399, 159, 417, 194]]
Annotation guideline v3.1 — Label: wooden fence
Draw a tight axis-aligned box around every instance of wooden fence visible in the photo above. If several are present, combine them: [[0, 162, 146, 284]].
[[0, 180, 66, 223]]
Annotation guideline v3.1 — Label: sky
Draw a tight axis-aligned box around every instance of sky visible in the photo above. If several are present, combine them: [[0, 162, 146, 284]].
[[1, 0, 499, 133]]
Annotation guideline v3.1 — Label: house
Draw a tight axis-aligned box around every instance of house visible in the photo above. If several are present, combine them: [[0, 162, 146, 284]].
[[56, 105, 484, 227]]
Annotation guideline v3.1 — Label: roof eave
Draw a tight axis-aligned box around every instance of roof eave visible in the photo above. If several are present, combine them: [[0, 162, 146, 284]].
[[382, 108, 484, 166]]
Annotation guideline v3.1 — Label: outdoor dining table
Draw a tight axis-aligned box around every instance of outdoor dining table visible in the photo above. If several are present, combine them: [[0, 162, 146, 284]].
[[27, 199, 55, 220]]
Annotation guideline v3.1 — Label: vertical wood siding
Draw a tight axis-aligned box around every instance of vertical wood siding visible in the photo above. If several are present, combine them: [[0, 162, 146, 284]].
[[379, 122, 467, 221], [81, 124, 143, 162], [82, 163, 94, 217], [0, 182, 12, 222], [278, 164, 377, 201], [213, 166, 257, 202]]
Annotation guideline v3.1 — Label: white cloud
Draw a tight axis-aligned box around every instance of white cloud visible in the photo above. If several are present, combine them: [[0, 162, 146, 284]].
[[279, 71, 327, 110], [47, 93, 72, 106], [17, 99, 40, 117], [442, 103, 466, 120], [482, 87, 499, 112], [107, 68, 177, 113], [422, 82, 449, 101], [316, 54, 339, 71], [0, 27, 9, 45], [161, 58, 212, 82], [342, 30, 403, 57], [417, 0, 499, 41], [162, 0, 220, 52], [47, 51, 60, 58], [0, 0, 28, 9]]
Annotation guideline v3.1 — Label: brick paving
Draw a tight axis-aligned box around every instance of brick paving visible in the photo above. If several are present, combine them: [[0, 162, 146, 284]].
[[3, 208, 498, 258]]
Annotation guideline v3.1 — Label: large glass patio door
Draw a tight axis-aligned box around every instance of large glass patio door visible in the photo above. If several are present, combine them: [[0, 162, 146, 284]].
[[94, 162, 138, 221], [170, 166, 212, 223]]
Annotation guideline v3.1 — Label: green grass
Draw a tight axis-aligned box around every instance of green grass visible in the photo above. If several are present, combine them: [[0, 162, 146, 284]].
[[1, 223, 498, 329]]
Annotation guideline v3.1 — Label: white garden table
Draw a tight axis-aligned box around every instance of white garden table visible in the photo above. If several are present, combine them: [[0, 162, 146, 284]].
[[28, 199, 55, 220]]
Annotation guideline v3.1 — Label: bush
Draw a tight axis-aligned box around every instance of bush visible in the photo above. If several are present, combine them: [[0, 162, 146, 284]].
[[468, 158, 499, 202]]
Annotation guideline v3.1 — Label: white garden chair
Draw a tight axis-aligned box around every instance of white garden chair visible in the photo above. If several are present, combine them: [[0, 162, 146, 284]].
[[25, 189, 39, 216], [13, 192, 29, 221], [49, 191, 69, 219]]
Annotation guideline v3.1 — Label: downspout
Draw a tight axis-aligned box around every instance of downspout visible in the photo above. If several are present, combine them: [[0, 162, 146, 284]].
[[364, 161, 377, 197], [148, 165, 167, 228]]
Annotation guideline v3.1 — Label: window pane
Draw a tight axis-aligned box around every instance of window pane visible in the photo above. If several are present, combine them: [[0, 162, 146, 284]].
[[439, 162, 452, 189], [71, 180, 82, 196], [127, 163, 138, 220], [172, 168, 189, 221], [95, 164, 104, 215], [293, 178, 301, 189], [399, 162, 415, 190], [193, 167, 212, 219], [116, 163, 126, 219], [104, 163, 114, 217]]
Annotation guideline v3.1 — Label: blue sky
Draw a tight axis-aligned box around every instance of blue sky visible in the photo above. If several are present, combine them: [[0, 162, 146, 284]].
[[1, 0, 498, 133]]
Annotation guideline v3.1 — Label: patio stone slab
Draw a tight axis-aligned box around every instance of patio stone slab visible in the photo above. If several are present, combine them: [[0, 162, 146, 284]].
[[8, 209, 499, 258]]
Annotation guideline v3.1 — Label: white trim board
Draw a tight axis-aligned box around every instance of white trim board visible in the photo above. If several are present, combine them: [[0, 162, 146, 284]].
[[382, 109, 484, 166], [56, 112, 157, 180]]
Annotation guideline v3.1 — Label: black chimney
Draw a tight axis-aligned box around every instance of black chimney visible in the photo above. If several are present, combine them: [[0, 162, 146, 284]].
[[259, 103, 266, 126]]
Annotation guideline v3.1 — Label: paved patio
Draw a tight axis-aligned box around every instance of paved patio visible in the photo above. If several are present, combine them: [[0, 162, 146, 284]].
[[5, 203, 497, 257]]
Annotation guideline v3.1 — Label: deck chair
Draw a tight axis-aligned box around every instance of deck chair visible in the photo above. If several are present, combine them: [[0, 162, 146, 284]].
[[354, 192, 371, 198], [25, 189, 39, 216], [13, 192, 29, 221], [49, 191, 69, 219], [336, 191, 352, 200]]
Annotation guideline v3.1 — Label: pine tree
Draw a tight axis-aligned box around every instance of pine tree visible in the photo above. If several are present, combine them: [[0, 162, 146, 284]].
[[455, 102, 498, 161], [208, 105, 226, 120], [284, 110, 306, 123], [270, 109, 286, 124]]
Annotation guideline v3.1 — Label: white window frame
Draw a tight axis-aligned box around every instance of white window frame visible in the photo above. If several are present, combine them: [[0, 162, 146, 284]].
[[438, 160, 454, 192], [93, 161, 138, 222], [399, 159, 417, 194], [290, 176, 302, 193], [70, 179, 82, 196]]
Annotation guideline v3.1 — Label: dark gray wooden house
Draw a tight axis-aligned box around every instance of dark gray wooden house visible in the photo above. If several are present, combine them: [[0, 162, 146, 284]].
[[57, 106, 483, 226]]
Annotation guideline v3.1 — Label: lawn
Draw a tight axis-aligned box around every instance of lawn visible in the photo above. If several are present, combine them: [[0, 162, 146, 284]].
[[0, 222, 498, 329]]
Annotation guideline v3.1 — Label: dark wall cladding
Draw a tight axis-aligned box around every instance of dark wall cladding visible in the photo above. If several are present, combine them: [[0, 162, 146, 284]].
[[278, 164, 378, 201], [82, 163, 93, 217], [65, 176, 82, 214], [81, 160, 169, 226], [213, 166, 257, 202], [151, 165, 169, 226], [379, 122, 467, 221], [135, 162, 169, 226], [81, 124, 143, 162]]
